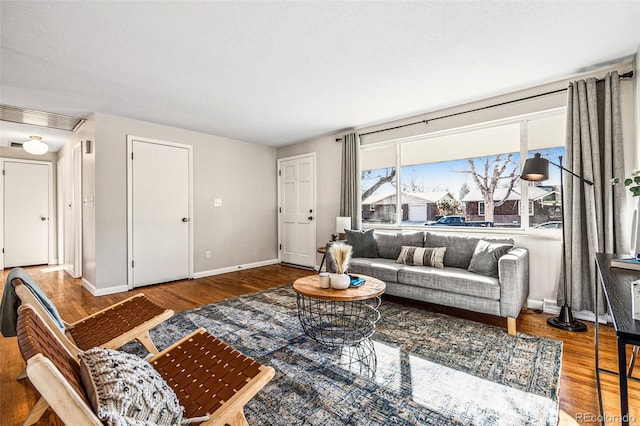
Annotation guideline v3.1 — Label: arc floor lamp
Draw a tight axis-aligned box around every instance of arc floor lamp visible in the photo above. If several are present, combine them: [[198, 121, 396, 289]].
[[521, 153, 590, 332]]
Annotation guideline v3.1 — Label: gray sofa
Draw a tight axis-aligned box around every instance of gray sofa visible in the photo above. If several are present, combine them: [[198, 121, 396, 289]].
[[330, 230, 529, 335]]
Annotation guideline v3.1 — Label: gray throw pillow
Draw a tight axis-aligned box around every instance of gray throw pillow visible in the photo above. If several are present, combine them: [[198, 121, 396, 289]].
[[345, 229, 378, 258], [396, 246, 446, 268], [468, 240, 514, 278]]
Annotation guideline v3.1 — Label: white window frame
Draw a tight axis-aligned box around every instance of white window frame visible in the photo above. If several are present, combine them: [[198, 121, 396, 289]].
[[360, 108, 566, 230], [478, 202, 485, 216]]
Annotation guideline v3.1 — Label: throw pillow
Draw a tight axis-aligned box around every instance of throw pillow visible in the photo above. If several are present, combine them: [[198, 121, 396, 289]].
[[396, 246, 446, 268], [78, 347, 185, 426], [468, 240, 514, 278], [345, 229, 378, 258]]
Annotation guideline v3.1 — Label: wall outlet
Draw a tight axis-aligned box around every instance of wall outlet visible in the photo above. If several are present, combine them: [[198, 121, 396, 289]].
[[214, 198, 222, 207], [205, 251, 211, 259]]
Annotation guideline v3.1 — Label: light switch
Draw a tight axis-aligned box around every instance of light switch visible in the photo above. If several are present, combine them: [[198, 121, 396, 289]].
[[214, 198, 222, 207]]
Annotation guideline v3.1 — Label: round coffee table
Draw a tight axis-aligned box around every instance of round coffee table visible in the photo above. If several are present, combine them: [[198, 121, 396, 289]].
[[292, 274, 386, 347]]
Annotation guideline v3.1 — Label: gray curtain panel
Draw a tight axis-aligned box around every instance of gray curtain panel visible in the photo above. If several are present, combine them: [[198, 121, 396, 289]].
[[563, 71, 627, 314], [340, 132, 361, 230]]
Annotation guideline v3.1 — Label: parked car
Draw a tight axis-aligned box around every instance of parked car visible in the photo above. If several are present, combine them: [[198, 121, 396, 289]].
[[424, 215, 494, 227], [533, 221, 562, 229]]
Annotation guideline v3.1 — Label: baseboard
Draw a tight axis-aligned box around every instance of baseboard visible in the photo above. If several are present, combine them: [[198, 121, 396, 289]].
[[192, 258, 279, 279], [526, 298, 544, 311], [82, 278, 129, 296]]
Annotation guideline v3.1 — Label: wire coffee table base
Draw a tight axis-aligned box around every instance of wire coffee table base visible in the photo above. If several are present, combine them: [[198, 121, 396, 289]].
[[296, 295, 382, 346], [296, 294, 382, 377]]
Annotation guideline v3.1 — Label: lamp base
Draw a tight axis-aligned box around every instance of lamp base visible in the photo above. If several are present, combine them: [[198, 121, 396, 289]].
[[547, 304, 587, 332]]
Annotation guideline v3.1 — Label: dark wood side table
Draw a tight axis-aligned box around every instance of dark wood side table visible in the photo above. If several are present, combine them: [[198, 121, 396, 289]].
[[316, 246, 327, 273], [595, 253, 640, 426]]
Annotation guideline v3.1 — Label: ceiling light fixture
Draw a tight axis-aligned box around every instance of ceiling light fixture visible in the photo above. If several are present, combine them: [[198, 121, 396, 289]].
[[23, 136, 49, 155]]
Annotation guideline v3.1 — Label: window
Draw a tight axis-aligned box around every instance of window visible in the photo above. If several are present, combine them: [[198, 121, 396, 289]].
[[360, 110, 566, 229]]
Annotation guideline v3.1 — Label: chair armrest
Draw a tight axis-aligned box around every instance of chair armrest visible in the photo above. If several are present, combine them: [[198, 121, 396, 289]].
[[27, 354, 102, 426], [498, 247, 529, 318]]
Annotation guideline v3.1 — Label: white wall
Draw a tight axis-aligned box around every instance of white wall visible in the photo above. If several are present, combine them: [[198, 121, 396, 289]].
[[278, 61, 636, 305], [636, 45, 640, 167], [76, 113, 278, 294]]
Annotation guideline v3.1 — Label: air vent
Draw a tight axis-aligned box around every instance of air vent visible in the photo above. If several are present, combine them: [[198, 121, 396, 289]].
[[10, 142, 23, 148], [0, 104, 85, 132]]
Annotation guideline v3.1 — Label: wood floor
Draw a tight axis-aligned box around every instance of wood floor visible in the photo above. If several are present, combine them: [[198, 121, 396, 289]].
[[1, 264, 637, 425]]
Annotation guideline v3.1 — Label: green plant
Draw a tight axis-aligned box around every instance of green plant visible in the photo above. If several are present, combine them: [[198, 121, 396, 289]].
[[612, 171, 640, 196]]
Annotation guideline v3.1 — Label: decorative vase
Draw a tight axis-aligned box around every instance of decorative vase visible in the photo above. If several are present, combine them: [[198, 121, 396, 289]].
[[330, 273, 350, 290]]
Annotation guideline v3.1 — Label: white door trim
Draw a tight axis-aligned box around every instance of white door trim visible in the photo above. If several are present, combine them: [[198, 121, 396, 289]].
[[0, 158, 54, 269], [126, 135, 194, 289], [72, 143, 83, 278], [277, 152, 317, 268], [57, 159, 64, 266]]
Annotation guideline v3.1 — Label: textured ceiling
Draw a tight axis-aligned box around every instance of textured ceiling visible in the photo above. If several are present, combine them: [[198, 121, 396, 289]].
[[1, 1, 639, 151]]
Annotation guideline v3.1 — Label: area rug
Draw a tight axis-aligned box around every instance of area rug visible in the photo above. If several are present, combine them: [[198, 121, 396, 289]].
[[122, 285, 562, 425]]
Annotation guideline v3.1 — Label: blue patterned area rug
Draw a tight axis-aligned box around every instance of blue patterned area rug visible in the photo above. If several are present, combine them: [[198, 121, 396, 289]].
[[123, 285, 562, 426]]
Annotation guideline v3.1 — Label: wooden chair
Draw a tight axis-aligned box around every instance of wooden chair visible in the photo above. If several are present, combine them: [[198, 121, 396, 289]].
[[16, 304, 275, 426], [12, 276, 173, 355]]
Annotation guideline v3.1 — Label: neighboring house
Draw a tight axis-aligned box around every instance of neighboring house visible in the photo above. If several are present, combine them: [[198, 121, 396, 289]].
[[461, 185, 560, 226], [362, 191, 454, 223]]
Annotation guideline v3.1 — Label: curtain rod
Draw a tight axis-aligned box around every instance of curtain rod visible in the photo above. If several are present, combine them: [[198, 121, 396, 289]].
[[335, 70, 634, 141]]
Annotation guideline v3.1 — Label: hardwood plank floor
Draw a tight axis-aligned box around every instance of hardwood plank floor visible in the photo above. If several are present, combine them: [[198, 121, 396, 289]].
[[1, 264, 636, 425]]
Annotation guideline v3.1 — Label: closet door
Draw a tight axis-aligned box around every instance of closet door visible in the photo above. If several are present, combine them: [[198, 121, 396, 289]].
[[129, 138, 191, 287]]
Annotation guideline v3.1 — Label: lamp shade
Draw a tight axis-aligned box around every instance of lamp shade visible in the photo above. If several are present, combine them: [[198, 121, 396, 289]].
[[23, 136, 49, 155], [520, 153, 549, 182], [336, 216, 351, 234]]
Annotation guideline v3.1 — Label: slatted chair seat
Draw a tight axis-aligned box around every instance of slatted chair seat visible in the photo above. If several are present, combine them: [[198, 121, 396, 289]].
[[16, 304, 275, 426], [12, 275, 173, 354]]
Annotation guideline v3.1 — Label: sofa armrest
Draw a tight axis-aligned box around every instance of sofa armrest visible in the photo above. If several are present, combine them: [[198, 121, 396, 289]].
[[498, 247, 529, 319]]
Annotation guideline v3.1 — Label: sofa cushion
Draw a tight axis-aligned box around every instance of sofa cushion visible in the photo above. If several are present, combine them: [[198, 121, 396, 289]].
[[398, 266, 501, 300], [396, 246, 446, 268], [375, 231, 424, 259], [348, 258, 401, 283], [425, 232, 514, 269], [468, 240, 514, 278], [345, 229, 378, 257]]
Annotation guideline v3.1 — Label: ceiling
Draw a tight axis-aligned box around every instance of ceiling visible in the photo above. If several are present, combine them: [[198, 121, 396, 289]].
[[1, 1, 639, 152]]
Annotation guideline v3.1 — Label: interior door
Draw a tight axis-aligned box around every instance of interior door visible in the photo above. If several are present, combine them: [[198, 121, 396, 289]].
[[130, 139, 191, 287], [4, 160, 50, 267], [279, 154, 316, 268]]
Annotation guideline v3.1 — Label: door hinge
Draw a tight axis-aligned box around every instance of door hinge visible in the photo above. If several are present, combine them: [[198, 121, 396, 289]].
[[278, 169, 281, 176], [279, 244, 282, 250], [2, 170, 4, 175], [131, 260, 134, 268], [279, 207, 281, 213], [131, 152, 134, 160]]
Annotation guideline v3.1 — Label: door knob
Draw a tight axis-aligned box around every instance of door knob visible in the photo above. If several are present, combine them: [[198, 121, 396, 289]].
[[41, 217, 47, 221], [308, 216, 313, 220], [182, 217, 189, 222]]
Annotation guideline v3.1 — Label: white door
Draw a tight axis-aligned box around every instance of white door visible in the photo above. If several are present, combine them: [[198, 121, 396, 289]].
[[129, 138, 191, 287], [279, 154, 316, 268], [3, 161, 50, 267]]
